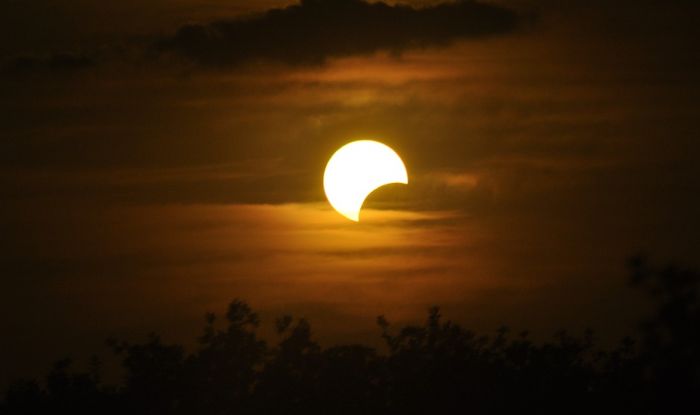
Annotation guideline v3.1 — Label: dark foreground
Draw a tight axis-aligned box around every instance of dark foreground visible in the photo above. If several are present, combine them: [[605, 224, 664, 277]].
[[2, 256, 698, 414]]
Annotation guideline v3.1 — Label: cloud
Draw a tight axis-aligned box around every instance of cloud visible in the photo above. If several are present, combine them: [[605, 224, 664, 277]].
[[1, 53, 94, 77], [157, 0, 521, 66]]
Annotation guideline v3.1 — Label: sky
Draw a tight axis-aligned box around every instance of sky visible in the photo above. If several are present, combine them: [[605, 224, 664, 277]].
[[1, 0, 699, 387]]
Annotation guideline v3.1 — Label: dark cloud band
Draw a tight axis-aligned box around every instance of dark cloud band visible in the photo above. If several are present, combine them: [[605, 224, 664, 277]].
[[157, 0, 521, 66], [1, 53, 94, 76]]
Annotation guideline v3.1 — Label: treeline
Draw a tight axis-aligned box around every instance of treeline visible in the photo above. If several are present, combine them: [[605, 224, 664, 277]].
[[2, 256, 698, 414]]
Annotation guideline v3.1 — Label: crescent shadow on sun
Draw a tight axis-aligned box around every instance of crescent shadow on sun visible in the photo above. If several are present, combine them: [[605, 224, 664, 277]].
[[355, 180, 409, 221]]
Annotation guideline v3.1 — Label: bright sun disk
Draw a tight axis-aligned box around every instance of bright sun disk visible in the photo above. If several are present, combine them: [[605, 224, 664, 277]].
[[323, 140, 408, 222]]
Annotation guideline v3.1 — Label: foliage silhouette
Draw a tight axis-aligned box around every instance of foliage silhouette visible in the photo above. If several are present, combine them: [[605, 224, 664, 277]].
[[2, 256, 698, 414]]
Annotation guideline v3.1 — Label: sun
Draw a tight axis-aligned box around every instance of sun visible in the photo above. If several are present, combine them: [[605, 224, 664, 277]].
[[323, 140, 408, 221]]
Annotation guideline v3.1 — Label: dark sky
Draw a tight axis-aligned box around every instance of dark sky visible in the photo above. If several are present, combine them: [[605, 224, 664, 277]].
[[1, 0, 699, 387]]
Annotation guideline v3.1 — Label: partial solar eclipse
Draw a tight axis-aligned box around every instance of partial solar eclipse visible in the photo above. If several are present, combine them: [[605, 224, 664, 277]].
[[324, 140, 408, 221]]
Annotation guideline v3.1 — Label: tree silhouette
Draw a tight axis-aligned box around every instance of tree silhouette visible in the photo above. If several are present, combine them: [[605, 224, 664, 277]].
[[2, 257, 698, 414], [628, 255, 700, 412]]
